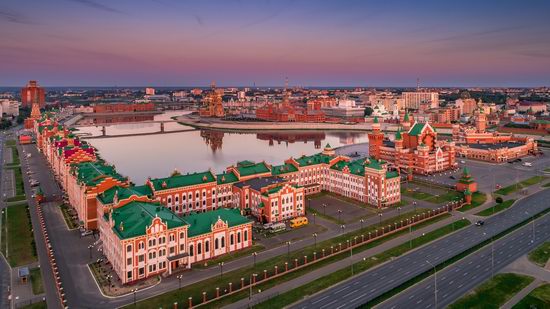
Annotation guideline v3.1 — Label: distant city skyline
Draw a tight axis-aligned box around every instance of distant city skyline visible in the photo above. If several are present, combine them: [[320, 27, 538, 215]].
[[1, 0, 550, 87]]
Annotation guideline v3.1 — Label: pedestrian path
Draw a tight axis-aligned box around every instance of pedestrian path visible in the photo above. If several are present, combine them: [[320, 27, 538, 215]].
[[501, 279, 543, 309]]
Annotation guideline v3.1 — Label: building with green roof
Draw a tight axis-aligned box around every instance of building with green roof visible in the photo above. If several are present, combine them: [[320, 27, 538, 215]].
[[186, 208, 251, 238], [147, 170, 216, 191]]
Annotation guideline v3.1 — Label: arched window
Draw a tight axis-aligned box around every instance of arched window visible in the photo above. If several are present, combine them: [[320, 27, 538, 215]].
[[215, 238, 219, 250], [237, 232, 241, 243], [205, 241, 210, 253], [175, 195, 179, 203], [221, 236, 225, 248], [197, 243, 202, 254], [230, 234, 234, 245], [189, 244, 194, 256], [167, 196, 172, 204], [244, 230, 248, 241]]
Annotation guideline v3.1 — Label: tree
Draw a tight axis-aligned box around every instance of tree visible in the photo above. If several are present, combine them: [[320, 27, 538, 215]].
[[495, 196, 503, 204], [364, 106, 374, 117]]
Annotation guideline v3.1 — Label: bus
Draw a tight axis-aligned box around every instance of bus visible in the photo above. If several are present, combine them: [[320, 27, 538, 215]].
[[269, 223, 286, 233], [290, 217, 308, 228]]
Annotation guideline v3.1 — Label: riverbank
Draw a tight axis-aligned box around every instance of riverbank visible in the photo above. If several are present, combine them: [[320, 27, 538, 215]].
[[176, 114, 394, 132]]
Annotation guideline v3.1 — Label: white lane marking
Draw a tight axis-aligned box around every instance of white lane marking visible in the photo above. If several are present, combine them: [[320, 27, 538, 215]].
[[335, 286, 350, 294], [312, 295, 330, 305]]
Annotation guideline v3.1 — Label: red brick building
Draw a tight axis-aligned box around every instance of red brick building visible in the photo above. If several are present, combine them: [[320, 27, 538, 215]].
[[21, 80, 45, 108]]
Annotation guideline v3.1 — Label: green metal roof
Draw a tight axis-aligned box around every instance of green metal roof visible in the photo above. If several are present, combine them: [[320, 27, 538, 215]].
[[236, 161, 271, 177], [373, 116, 379, 123], [271, 163, 298, 175], [216, 171, 239, 184], [330, 159, 365, 176], [365, 158, 385, 171], [295, 153, 332, 167], [404, 112, 410, 121], [186, 208, 251, 237], [105, 201, 187, 239], [395, 128, 402, 140], [97, 185, 151, 205], [149, 170, 216, 191], [73, 162, 127, 187], [408, 122, 426, 136], [386, 171, 400, 179]]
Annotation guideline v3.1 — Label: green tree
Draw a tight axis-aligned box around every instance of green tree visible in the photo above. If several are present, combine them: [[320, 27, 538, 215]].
[[495, 196, 503, 204], [364, 106, 374, 117]]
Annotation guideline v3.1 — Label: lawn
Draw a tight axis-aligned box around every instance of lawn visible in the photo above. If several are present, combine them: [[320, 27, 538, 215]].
[[449, 273, 534, 309], [5, 139, 16, 147], [0, 204, 37, 267], [194, 244, 266, 269], [308, 207, 344, 225], [59, 204, 79, 229], [20, 302, 47, 309], [512, 283, 550, 309], [254, 219, 471, 308], [458, 192, 487, 212], [401, 182, 462, 204], [30, 267, 44, 295], [475, 199, 516, 217], [528, 241, 550, 267], [128, 209, 445, 308], [495, 176, 547, 195], [6, 194, 26, 202], [543, 182, 550, 188]]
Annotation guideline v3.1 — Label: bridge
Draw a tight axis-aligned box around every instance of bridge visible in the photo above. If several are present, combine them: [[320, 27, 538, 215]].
[[72, 120, 197, 139], [71, 119, 179, 128]]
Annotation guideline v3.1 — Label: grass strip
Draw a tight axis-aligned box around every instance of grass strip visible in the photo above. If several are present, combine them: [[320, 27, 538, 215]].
[[363, 205, 550, 308], [194, 244, 266, 269], [128, 210, 444, 308], [449, 273, 534, 309], [0, 204, 37, 267], [6, 194, 26, 202], [475, 200, 516, 216], [30, 267, 45, 295], [458, 192, 487, 212], [59, 204, 79, 229], [20, 302, 47, 309], [254, 219, 470, 308], [308, 207, 344, 225], [495, 176, 547, 195], [527, 241, 550, 267], [512, 283, 550, 309]]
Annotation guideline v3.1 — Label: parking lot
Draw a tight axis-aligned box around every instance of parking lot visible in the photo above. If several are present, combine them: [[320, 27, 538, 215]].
[[308, 193, 376, 224]]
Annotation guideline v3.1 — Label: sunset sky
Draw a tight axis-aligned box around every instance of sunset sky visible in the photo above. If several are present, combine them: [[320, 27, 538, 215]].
[[1, 0, 550, 87]]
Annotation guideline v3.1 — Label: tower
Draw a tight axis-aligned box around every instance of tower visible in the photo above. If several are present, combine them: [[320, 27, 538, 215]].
[[21, 80, 45, 108], [401, 111, 411, 131], [368, 117, 384, 159], [475, 109, 486, 133]]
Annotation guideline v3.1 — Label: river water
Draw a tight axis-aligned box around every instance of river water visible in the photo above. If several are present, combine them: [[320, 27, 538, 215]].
[[74, 111, 371, 184]]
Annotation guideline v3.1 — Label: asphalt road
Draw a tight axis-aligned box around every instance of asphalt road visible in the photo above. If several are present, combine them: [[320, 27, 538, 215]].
[[379, 210, 550, 308], [290, 188, 550, 309], [0, 133, 11, 309]]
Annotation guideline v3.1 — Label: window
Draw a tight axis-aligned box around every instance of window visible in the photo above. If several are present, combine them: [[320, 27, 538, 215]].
[[127, 271, 132, 280], [244, 230, 248, 241], [126, 245, 132, 252], [205, 241, 210, 253], [221, 236, 225, 248], [189, 245, 194, 256], [202, 191, 206, 197], [167, 197, 172, 204], [215, 238, 219, 250], [230, 234, 234, 245], [180, 232, 184, 239], [139, 267, 144, 276], [197, 243, 202, 254], [138, 255, 144, 262], [138, 242, 144, 250], [169, 246, 175, 254], [175, 195, 179, 202], [127, 257, 132, 265], [237, 232, 241, 243], [180, 244, 185, 251]]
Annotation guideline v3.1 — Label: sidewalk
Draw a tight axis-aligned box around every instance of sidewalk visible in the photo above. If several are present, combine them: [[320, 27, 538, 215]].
[[501, 279, 543, 309], [11, 261, 45, 308]]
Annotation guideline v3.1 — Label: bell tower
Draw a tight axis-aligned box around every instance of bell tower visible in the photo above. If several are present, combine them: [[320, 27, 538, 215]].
[[368, 117, 384, 159]]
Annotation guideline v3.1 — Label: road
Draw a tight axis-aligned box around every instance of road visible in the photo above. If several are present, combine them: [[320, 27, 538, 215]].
[[0, 132, 11, 309], [290, 188, 550, 309], [378, 209, 550, 308]]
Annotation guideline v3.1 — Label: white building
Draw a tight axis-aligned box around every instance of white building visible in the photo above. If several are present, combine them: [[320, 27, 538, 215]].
[[0, 99, 20, 117], [402, 92, 439, 109]]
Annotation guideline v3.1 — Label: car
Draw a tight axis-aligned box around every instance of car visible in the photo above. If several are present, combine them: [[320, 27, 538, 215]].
[[460, 160, 466, 164], [475, 220, 485, 226], [81, 230, 93, 237], [449, 175, 456, 179], [31, 181, 40, 187]]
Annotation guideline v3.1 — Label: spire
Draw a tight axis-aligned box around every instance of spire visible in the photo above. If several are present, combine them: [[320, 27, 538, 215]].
[[462, 167, 469, 176], [404, 112, 410, 122], [373, 116, 379, 124], [395, 128, 402, 140]]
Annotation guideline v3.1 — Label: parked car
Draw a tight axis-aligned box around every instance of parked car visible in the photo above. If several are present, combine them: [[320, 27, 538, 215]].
[[449, 175, 456, 179], [475, 220, 485, 226], [81, 230, 93, 237]]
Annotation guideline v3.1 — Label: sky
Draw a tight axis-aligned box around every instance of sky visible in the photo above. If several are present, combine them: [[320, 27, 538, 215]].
[[1, 0, 550, 87]]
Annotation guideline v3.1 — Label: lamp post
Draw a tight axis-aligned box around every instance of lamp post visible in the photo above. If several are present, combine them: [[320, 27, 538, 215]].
[[340, 224, 345, 234], [252, 252, 258, 267], [312, 213, 316, 225], [322, 203, 326, 215], [378, 213, 383, 225], [426, 260, 437, 309], [360, 218, 364, 230], [413, 201, 417, 213], [106, 275, 113, 292], [312, 233, 317, 248], [286, 241, 291, 260], [397, 207, 401, 217], [338, 209, 342, 223], [219, 262, 225, 279], [132, 288, 138, 305], [88, 245, 93, 259], [177, 274, 183, 289]]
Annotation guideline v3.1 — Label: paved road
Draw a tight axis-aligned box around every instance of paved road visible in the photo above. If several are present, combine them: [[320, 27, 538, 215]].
[[290, 188, 550, 309], [379, 208, 550, 308], [0, 132, 11, 309]]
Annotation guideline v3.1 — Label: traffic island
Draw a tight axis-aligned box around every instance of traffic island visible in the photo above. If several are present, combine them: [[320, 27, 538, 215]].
[[527, 241, 550, 267], [512, 283, 550, 309], [89, 261, 160, 297]]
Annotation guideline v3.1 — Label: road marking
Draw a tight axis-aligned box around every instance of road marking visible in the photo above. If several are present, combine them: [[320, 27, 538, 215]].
[[335, 286, 350, 294], [449, 280, 454, 285], [312, 296, 330, 305], [409, 294, 415, 299], [320, 299, 338, 309], [349, 293, 366, 304], [417, 299, 423, 304]]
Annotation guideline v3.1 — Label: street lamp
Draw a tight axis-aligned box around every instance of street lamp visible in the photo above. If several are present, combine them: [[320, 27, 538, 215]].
[[132, 288, 138, 305], [312, 233, 318, 248], [88, 245, 93, 259], [340, 224, 345, 234], [286, 241, 291, 259], [338, 209, 342, 223], [252, 252, 258, 267], [177, 274, 183, 289], [106, 275, 113, 291], [322, 203, 326, 215], [426, 260, 437, 309], [397, 207, 401, 217], [312, 213, 316, 225], [378, 213, 383, 225], [413, 201, 417, 213], [360, 219, 364, 230], [218, 262, 224, 279]]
